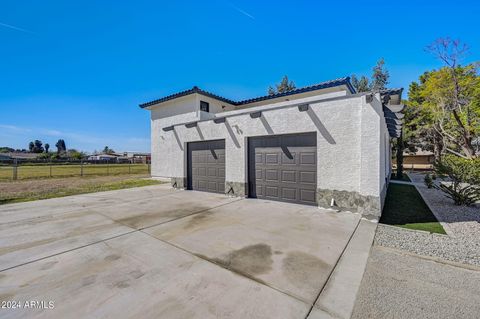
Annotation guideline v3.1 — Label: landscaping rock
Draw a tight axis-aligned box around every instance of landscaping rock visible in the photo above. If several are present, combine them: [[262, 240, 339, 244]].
[[375, 224, 480, 266]]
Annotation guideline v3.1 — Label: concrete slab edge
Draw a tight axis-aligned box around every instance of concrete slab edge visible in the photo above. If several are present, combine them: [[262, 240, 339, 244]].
[[376, 245, 480, 272], [377, 223, 450, 238], [311, 218, 377, 319]]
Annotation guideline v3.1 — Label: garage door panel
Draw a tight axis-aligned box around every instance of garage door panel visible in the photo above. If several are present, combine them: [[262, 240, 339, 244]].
[[281, 151, 297, 165], [198, 167, 206, 176], [256, 185, 264, 197], [300, 171, 316, 184], [188, 140, 225, 194], [248, 133, 317, 205], [218, 168, 225, 178], [300, 189, 316, 202], [282, 188, 297, 201], [255, 153, 263, 164], [265, 186, 279, 198], [265, 153, 279, 164], [282, 170, 296, 183], [265, 169, 279, 181], [300, 152, 316, 165], [207, 167, 216, 177]]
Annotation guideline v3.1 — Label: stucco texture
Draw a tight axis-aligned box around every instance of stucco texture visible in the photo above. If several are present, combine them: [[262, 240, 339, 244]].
[[148, 91, 390, 216]]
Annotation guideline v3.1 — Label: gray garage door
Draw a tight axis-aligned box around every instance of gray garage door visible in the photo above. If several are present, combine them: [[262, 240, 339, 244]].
[[187, 140, 225, 194], [248, 133, 317, 205]]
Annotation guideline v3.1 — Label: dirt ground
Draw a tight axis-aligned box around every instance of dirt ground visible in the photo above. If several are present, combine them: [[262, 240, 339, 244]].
[[0, 174, 151, 198]]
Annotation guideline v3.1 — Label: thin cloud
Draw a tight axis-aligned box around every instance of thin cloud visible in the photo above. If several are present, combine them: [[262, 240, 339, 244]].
[[0, 21, 35, 34], [228, 3, 255, 20], [0, 124, 32, 133]]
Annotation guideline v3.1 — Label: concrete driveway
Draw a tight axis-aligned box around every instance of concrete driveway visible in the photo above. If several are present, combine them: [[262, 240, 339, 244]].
[[0, 184, 365, 319]]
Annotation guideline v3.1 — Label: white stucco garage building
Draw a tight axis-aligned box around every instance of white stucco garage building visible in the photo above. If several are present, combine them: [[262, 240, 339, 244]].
[[140, 77, 404, 218]]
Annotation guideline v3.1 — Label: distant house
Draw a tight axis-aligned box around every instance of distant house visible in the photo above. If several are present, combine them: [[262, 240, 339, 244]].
[[5, 152, 40, 160], [87, 154, 119, 162], [122, 152, 151, 164], [403, 150, 434, 170], [0, 154, 12, 161]]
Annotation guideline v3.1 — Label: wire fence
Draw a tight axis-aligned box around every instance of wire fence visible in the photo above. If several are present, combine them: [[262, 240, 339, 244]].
[[0, 160, 151, 181]]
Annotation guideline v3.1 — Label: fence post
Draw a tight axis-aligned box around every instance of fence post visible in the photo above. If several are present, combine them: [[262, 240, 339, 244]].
[[80, 162, 84, 177], [13, 159, 17, 181]]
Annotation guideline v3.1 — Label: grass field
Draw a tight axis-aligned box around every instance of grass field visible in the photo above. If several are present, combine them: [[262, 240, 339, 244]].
[[0, 175, 162, 205], [0, 163, 149, 180], [380, 183, 446, 234]]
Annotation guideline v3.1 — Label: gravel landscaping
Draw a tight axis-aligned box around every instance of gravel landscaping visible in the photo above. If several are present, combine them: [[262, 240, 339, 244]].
[[408, 172, 480, 239], [376, 172, 480, 267], [374, 224, 480, 266]]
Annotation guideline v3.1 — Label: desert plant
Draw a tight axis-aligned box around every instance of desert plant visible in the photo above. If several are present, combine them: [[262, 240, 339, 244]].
[[424, 174, 434, 188], [433, 155, 480, 205]]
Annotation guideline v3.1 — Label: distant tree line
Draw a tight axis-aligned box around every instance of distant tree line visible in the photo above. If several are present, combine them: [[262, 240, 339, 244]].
[[0, 139, 85, 160]]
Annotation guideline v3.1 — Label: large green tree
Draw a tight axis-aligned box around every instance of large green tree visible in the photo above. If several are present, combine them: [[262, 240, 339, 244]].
[[268, 75, 296, 95], [350, 75, 370, 93], [405, 38, 480, 159], [371, 58, 389, 91], [28, 140, 44, 153], [403, 71, 444, 161], [55, 139, 66, 154]]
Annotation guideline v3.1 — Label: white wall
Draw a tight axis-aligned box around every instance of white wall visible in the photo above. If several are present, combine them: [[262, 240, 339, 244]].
[[194, 94, 236, 114], [150, 93, 367, 195], [148, 88, 391, 202], [150, 95, 198, 177]]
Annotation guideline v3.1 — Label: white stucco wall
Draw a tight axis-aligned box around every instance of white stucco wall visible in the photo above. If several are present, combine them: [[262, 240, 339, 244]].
[[148, 88, 391, 202]]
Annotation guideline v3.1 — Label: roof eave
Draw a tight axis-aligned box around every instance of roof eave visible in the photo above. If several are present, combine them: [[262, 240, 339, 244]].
[[139, 77, 355, 109]]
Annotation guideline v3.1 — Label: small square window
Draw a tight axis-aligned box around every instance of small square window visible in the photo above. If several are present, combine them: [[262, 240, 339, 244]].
[[200, 101, 209, 112]]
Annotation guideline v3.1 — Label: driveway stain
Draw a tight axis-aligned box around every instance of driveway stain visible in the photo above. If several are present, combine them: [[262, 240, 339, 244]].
[[183, 213, 211, 229], [104, 254, 121, 261], [129, 270, 145, 279], [40, 260, 58, 270], [81, 275, 97, 287], [116, 204, 211, 229], [213, 244, 273, 276], [114, 280, 130, 289], [282, 251, 330, 289]]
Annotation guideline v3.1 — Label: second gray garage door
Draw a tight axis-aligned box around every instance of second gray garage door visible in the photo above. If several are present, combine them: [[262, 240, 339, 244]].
[[187, 140, 225, 194], [248, 133, 317, 205]]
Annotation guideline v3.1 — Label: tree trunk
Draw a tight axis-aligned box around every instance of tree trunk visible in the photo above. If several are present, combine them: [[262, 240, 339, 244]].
[[451, 108, 476, 158], [433, 130, 443, 163], [396, 133, 404, 179]]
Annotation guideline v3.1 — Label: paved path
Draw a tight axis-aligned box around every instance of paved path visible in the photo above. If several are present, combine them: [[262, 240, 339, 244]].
[[352, 246, 480, 319], [0, 184, 374, 319]]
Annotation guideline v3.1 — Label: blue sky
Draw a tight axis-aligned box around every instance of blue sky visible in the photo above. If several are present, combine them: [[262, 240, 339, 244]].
[[1, 0, 478, 153]]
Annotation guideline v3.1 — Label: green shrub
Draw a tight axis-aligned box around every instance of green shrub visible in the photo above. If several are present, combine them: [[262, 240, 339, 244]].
[[424, 174, 434, 188], [434, 155, 480, 206]]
